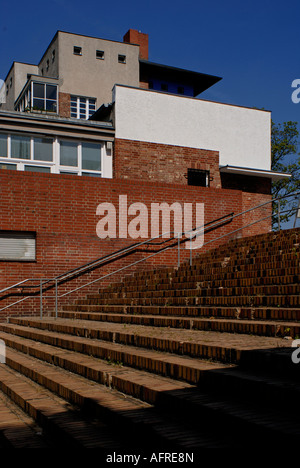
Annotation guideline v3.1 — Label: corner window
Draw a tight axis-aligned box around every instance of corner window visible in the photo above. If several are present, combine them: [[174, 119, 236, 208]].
[[187, 168, 210, 187], [73, 46, 82, 55], [32, 82, 57, 113], [96, 50, 104, 60], [118, 54, 126, 64]]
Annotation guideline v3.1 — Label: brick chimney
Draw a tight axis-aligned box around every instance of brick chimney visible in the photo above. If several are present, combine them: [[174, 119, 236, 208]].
[[123, 29, 148, 60]]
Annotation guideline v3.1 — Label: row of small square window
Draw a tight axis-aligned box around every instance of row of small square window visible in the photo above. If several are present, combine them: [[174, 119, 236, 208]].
[[73, 46, 126, 63]]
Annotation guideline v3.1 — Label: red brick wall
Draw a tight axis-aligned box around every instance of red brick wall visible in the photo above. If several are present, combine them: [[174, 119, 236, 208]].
[[123, 29, 149, 60], [59, 92, 71, 118], [221, 173, 272, 236], [114, 139, 221, 188], [0, 170, 271, 319]]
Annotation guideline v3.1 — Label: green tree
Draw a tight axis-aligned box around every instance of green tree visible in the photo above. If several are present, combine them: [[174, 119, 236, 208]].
[[271, 120, 300, 229]]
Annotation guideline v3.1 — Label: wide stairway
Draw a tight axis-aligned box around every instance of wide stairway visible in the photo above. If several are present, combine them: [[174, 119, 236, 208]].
[[0, 227, 299, 450]]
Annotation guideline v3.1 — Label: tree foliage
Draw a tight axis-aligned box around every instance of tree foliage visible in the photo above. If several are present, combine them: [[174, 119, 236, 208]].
[[271, 120, 300, 228]]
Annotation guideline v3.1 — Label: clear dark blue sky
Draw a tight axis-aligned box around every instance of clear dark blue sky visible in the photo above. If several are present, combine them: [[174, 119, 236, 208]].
[[1, 0, 299, 127]]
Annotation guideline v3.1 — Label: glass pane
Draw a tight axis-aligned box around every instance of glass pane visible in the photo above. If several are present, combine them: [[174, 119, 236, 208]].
[[0, 163, 17, 170], [45, 100, 57, 112], [46, 85, 57, 100], [60, 171, 78, 175], [33, 83, 45, 99], [25, 166, 50, 172], [60, 141, 78, 166], [32, 98, 45, 110], [82, 172, 102, 177], [70, 96, 77, 104], [11, 135, 31, 159], [82, 142, 101, 171], [0, 134, 7, 157], [34, 138, 53, 161]]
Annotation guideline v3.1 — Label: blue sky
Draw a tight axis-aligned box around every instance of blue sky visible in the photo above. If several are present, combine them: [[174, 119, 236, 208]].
[[0, 0, 299, 129], [0, 0, 299, 229]]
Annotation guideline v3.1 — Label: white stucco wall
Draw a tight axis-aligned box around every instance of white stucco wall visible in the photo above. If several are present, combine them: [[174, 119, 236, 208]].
[[114, 86, 271, 171]]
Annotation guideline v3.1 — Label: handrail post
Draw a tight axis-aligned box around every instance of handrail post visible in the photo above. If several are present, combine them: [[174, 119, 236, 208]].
[[177, 232, 180, 267], [277, 200, 281, 231], [190, 236, 192, 266], [40, 279, 43, 319], [55, 279, 58, 319]]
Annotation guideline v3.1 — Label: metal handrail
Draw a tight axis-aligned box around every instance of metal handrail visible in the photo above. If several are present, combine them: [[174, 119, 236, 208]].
[[1, 190, 299, 317], [0, 211, 234, 295]]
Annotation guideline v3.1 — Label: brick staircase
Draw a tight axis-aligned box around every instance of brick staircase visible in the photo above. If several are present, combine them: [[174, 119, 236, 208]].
[[0, 227, 299, 450]]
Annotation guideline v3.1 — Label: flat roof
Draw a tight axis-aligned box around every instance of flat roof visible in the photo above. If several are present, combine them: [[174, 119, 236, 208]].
[[220, 165, 291, 181], [139, 59, 222, 96]]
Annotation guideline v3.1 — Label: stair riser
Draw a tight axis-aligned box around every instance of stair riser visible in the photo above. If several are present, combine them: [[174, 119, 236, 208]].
[[60, 306, 300, 322]]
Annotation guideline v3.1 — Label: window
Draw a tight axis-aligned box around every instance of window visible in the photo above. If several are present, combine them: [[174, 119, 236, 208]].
[[96, 50, 104, 59], [0, 132, 104, 177], [11, 135, 31, 159], [187, 168, 210, 187], [0, 134, 7, 157], [178, 86, 185, 95], [118, 54, 126, 64], [73, 46, 82, 55], [60, 141, 78, 167], [25, 166, 51, 173], [33, 137, 53, 161], [52, 49, 55, 63], [82, 142, 101, 171], [32, 82, 57, 112], [59, 139, 102, 176], [161, 83, 168, 91], [0, 231, 36, 261], [70, 96, 96, 119], [46, 59, 49, 72], [0, 163, 17, 170]]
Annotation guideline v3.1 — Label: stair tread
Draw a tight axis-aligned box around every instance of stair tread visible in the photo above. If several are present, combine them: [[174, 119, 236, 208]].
[[3, 347, 229, 448], [3, 331, 300, 442], [0, 363, 126, 449], [9, 317, 289, 350], [0, 324, 235, 371]]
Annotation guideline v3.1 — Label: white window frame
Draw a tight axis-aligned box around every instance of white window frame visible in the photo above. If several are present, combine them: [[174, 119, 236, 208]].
[[31, 82, 58, 113], [0, 133, 110, 178], [70, 96, 96, 120]]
